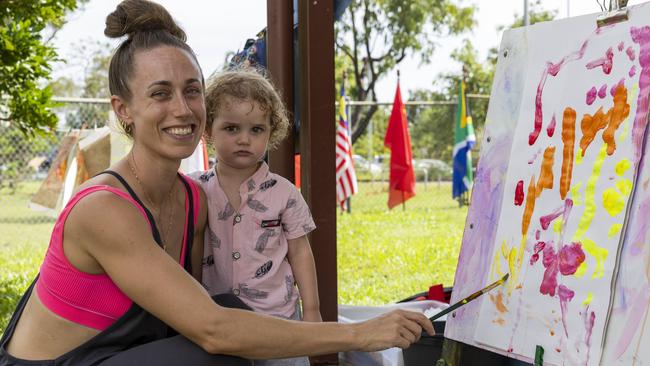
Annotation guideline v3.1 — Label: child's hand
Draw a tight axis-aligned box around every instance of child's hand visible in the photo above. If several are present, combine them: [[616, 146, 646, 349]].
[[302, 309, 322, 322]]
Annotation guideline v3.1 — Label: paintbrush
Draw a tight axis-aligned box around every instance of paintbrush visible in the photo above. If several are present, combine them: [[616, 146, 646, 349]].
[[429, 273, 509, 322]]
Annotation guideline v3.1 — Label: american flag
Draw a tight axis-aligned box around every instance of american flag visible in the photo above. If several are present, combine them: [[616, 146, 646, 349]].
[[335, 85, 358, 207]]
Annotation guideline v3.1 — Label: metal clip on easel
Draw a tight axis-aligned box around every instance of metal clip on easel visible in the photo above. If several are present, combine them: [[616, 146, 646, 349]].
[[596, 0, 629, 27]]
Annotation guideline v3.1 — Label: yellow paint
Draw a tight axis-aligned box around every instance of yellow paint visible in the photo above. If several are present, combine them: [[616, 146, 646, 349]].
[[575, 147, 583, 165], [508, 245, 519, 292], [553, 219, 563, 233], [570, 182, 583, 206], [603, 188, 626, 216], [582, 237, 609, 279], [616, 178, 632, 196], [574, 146, 607, 239], [618, 84, 638, 143], [608, 224, 623, 238], [615, 159, 631, 177], [583, 292, 594, 306]]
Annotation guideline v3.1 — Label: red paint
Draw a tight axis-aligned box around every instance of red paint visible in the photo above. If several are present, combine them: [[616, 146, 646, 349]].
[[535, 230, 541, 240], [558, 284, 575, 336], [546, 114, 556, 137], [540, 244, 559, 296], [598, 84, 608, 99], [531, 41, 589, 146], [514, 180, 525, 206], [586, 86, 598, 105], [627, 46, 636, 61], [537, 242, 585, 297], [586, 47, 614, 74], [610, 78, 625, 97]]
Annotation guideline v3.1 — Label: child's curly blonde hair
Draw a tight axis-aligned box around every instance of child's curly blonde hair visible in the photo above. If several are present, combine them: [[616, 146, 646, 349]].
[[204, 69, 290, 150]]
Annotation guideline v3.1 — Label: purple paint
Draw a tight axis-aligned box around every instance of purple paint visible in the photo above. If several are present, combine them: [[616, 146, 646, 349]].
[[586, 47, 614, 74], [546, 114, 556, 137], [531, 40, 589, 146], [558, 284, 575, 336], [630, 65, 637, 77], [614, 285, 650, 358], [586, 86, 598, 105], [618, 41, 625, 51], [631, 26, 650, 163], [627, 45, 636, 61], [598, 84, 608, 98]]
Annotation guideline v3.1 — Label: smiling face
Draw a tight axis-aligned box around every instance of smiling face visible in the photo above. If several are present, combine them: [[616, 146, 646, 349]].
[[209, 97, 271, 172], [113, 45, 206, 161]]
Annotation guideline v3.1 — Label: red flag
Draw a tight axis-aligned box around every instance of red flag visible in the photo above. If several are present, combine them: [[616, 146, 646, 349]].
[[384, 82, 416, 209]]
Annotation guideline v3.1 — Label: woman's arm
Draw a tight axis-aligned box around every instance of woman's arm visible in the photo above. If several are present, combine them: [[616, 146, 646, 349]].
[[287, 235, 321, 322], [66, 192, 433, 359]]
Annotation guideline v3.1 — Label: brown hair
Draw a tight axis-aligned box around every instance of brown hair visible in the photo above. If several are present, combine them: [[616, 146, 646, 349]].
[[205, 69, 290, 150], [105, 0, 203, 104]]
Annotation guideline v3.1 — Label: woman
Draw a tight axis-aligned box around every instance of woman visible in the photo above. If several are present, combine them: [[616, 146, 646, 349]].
[[0, 1, 433, 365]]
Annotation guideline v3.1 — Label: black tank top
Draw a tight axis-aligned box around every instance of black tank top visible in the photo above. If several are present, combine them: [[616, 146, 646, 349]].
[[0, 171, 196, 365]]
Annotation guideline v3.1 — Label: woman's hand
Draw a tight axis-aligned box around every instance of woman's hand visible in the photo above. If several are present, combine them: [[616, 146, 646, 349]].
[[353, 309, 434, 351]]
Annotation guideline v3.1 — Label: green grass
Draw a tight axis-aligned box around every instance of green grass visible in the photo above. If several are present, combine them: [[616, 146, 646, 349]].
[[0, 181, 54, 333], [338, 182, 468, 305], [0, 181, 469, 333]]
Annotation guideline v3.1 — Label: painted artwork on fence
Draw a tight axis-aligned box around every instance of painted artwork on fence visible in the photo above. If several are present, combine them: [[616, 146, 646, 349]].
[[444, 4, 650, 366]]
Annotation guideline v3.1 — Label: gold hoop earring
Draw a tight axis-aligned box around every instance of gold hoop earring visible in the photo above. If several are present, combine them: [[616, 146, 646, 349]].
[[119, 119, 133, 135]]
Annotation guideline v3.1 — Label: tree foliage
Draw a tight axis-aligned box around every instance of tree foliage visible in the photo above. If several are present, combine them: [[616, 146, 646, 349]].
[[0, 0, 80, 136], [335, 0, 475, 143]]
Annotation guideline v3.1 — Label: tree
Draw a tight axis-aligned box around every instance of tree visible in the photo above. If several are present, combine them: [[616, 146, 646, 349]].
[[0, 0, 82, 136], [335, 0, 475, 144], [51, 40, 112, 129]]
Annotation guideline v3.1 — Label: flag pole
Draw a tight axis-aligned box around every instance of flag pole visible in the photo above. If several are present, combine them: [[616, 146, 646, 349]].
[[345, 71, 352, 214]]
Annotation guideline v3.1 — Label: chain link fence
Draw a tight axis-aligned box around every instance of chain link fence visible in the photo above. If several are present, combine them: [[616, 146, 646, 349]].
[[0, 98, 111, 229]]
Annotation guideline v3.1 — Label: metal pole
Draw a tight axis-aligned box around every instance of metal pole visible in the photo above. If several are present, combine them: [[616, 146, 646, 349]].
[[524, 0, 529, 26]]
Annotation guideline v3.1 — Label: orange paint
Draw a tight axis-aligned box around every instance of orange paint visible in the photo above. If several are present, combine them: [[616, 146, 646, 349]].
[[603, 84, 630, 155], [550, 330, 555, 336], [536, 146, 556, 197], [489, 292, 509, 313], [580, 107, 608, 156], [493, 318, 506, 325], [521, 176, 538, 236], [560, 108, 576, 200]]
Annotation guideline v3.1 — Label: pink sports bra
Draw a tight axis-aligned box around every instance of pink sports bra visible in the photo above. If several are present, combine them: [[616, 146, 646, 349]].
[[35, 174, 200, 330]]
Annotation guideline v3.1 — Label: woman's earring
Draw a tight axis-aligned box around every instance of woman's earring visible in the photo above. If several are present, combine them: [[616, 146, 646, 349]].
[[119, 118, 133, 135]]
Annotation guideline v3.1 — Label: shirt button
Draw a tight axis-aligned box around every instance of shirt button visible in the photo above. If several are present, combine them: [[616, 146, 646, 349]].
[[232, 251, 241, 260], [233, 288, 240, 296], [234, 214, 242, 223]]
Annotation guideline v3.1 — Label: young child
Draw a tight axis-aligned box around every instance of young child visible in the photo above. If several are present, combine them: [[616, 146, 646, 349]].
[[191, 70, 320, 366]]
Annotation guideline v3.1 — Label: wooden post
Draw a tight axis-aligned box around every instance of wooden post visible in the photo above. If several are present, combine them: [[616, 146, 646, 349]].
[[266, 0, 295, 181], [298, 0, 338, 364]]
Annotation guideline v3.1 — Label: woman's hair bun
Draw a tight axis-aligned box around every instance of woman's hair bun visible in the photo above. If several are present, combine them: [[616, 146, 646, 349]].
[[104, 0, 186, 41]]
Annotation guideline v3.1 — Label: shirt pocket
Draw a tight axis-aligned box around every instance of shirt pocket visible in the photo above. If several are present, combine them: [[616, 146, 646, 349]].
[[251, 213, 283, 254]]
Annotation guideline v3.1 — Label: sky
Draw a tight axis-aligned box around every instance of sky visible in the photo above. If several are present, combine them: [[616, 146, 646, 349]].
[[50, 0, 648, 101]]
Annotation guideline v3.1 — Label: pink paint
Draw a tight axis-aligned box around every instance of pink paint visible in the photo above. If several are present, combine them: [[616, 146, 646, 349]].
[[586, 86, 598, 105], [618, 41, 625, 51], [527, 149, 542, 164], [598, 84, 608, 99], [558, 284, 575, 336], [584, 308, 596, 365], [540, 244, 559, 296], [631, 26, 650, 163], [530, 241, 546, 265], [630, 65, 637, 77], [514, 180, 525, 206], [546, 114, 556, 137], [586, 47, 614, 74], [530, 40, 590, 146], [535, 230, 540, 240], [627, 45, 636, 61], [610, 78, 625, 97], [558, 242, 586, 275], [540, 199, 573, 230]]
